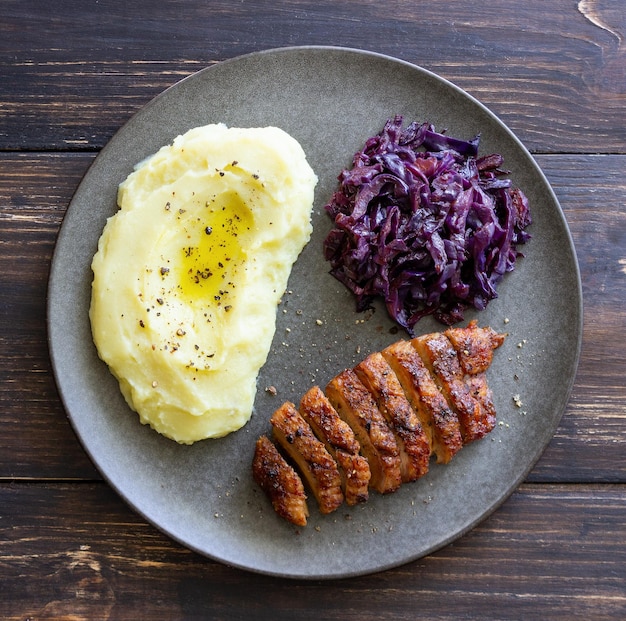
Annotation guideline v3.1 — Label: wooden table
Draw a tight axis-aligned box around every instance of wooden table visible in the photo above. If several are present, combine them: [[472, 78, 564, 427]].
[[2, 1, 624, 618]]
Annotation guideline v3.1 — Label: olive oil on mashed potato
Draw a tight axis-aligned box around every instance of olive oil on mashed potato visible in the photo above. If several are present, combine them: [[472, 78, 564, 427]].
[[90, 124, 318, 443]]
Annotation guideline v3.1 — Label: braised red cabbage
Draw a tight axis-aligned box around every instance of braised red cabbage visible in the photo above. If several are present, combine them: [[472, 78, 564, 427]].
[[323, 116, 531, 335]]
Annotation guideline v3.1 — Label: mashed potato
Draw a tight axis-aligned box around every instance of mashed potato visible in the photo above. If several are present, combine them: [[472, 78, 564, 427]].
[[90, 124, 317, 443]]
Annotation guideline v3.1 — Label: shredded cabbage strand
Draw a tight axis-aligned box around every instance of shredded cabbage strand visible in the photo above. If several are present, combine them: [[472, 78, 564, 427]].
[[323, 116, 532, 335]]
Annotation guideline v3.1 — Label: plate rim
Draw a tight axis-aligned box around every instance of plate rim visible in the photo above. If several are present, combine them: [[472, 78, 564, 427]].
[[47, 45, 583, 579]]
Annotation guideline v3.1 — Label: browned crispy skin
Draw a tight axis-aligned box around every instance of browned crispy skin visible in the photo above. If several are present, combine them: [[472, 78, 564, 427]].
[[412, 333, 495, 443], [254, 323, 505, 525], [299, 386, 360, 454], [465, 374, 497, 422], [299, 386, 371, 505], [354, 352, 430, 482], [252, 435, 309, 527], [444, 320, 506, 375], [271, 402, 344, 514], [333, 451, 371, 505], [445, 320, 505, 431], [326, 369, 402, 494], [382, 340, 463, 464]]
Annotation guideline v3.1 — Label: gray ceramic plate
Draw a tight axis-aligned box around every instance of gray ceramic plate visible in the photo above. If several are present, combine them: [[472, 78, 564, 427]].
[[48, 46, 582, 579]]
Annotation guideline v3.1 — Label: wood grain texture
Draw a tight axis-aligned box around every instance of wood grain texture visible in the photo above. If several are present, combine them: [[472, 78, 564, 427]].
[[1, 0, 624, 153], [1, 1, 625, 617], [0, 482, 624, 620], [527, 155, 626, 482], [0, 153, 99, 479]]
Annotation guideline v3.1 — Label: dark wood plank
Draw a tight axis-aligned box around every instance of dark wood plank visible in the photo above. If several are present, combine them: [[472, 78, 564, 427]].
[[0, 153, 99, 479], [2, 2, 623, 618], [528, 155, 626, 482], [0, 482, 624, 620], [1, 0, 624, 153], [1, 152, 625, 481]]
